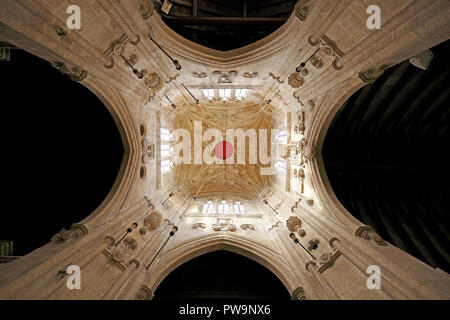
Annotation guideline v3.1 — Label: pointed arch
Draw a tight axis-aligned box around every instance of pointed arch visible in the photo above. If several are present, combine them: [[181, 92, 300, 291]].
[[143, 234, 301, 295]]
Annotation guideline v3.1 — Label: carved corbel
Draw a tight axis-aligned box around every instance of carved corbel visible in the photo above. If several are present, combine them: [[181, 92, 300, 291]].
[[143, 211, 163, 231], [286, 216, 306, 237], [359, 65, 389, 84], [243, 72, 258, 78], [51, 223, 88, 244], [240, 224, 255, 230], [136, 285, 153, 300], [52, 62, 87, 82], [292, 286, 307, 300], [142, 138, 155, 163], [288, 72, 305, 88], [138, 0, 154, 20], [303, 145, 316, 160], [269, 72, 284, 84], [355, 225, 387, 246], [305, 100, 315, 113], [268, 221, 282, 231], [212, 70, 238, 83], [316, 249, 341, 273], [295, 0, 310, 21]]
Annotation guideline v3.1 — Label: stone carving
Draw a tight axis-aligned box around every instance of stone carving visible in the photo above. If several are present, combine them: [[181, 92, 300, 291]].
[[165, 73, 180, 83], [54, 26, 72, 44], [212, 218, 236, 232], [143, 211, 163, 231], [288, 72, 305, 88], [243, 72, 258, 78], [104, 34, 128, 60], [293, 91, 304, 106], [305, 100, 315, 113], [136, 285, 153, 300], [192, 223, 206, 229], [212, 70, 238, 83], [268, 221, 282, 231], [316, 249, 341, 273], [163, 219, 175, 227], [123, 237, 138, 250], [128, 54, 138, 65], [356, 225, 387, 246], [144, 72, 163, 91], [298, 229, 306, 237], [0, 47, 10, 61], [294, 110, 306, 136], [262, 189, 274, 199], [142, 138, 154, 163], [144, 196, 155, 210], [359, 65, 389, 84], [291, 199, 302, 212], [138, 0, 154, 20], [269, 72, 285, 84], [310, 55, 324, 69], [51, 224, 88, 244], [240, 224, 255, 230], [163, 201, 173, 209], [144, 91, 156, 105], [286, 216, 302, 232], [52, 62, 87, 82], [292, 286, 307, 300], [192, 72, 207, 78], [303, 145, 316, 160], [295, 0, 310, 21], [307, 238, 320, 251]]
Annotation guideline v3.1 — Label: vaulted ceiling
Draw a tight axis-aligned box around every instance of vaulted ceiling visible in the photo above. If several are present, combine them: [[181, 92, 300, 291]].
[[323, 40, 450, 272], [155, 0, 296, 51], [173, 101, 275, 199]]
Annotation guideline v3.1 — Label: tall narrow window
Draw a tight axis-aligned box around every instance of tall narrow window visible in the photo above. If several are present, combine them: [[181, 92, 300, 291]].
[[202, 200, 214, 214], [234, 201, 245, 214], [276, 129, 288, 143], [218, 200, 229, 214], [275, 160, 287, 174], [161, 128, 171, 141], [161, 159, 172, 174], [161, 144, 171, 158]]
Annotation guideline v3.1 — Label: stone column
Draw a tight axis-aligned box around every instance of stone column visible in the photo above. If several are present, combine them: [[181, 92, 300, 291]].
[[305, 261, 340, 300], [329, 237, 417, 300], [103, 259, 140, 300]]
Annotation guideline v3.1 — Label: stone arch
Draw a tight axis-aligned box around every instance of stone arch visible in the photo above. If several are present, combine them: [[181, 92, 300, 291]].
[[308, 77, 369, 233], [75, 78, 134, 225], [143, 234, 301, 297]]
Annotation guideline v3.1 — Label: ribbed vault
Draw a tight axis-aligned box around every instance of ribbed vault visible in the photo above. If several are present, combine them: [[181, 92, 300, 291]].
[[323, 40, 450, 272]]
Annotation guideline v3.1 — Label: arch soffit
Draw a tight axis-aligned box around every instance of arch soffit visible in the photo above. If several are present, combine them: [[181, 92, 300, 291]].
[[145, 234, 300, 294]]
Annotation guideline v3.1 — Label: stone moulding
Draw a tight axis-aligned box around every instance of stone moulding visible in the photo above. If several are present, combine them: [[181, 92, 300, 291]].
[[292, 286, 307, 300], [355, 225, 387, 246], [136, 284, 153, 300], [316, 249, 341, 273], [52, 61, 87, 82], [51, 223, 88, 244]]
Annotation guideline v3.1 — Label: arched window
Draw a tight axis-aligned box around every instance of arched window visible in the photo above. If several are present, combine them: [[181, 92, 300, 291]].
[[234, 201, 245, 214], [161, 144, 171, 158], [276, 129, 287, 143], [275, 160, 287, 174], [160, 128, 171, 141], [202, 200, 214, 214], [218, 200, 229, 214], [161, 159, 172, 174]]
